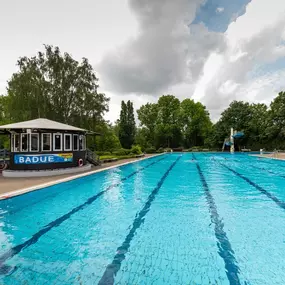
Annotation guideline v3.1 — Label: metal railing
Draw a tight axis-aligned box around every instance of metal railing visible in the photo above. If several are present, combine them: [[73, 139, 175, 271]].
[[0, 149, 10, 160], [0, 149, 9, 170], [86, 149, 101, 166]]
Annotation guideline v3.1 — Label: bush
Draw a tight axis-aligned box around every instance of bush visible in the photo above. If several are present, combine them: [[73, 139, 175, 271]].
[[164, 148, 172, 152], [130, 145, 142, 155], [190, 146, 199, 152], [113, 148, 131, 156], [172, 147, 183, 152], [99, 155, 116, 160], [145, 147, 157, 154], [96, 151, 111, 156], [157, 147, 164, 153]]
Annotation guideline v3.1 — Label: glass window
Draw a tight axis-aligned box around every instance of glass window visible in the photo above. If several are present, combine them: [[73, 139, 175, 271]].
[[30, 133, 39, 152], [73, 134, 79, 151], [14, 134, 20, 152], [79, 135, 86, 151], [53, 133, 62, 151], [42, 133, 51, 151], [64, 134, 72, 151], [21, 134, 29, 152]]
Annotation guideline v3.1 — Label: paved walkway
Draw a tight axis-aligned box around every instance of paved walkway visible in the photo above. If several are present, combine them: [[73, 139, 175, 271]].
[[0, 154, 158, 196], [252, 153, 285, 160]]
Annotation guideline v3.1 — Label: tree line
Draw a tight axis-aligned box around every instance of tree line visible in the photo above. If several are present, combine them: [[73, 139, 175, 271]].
[[135, 93, 285, 151], [1, 45, 285, 151]]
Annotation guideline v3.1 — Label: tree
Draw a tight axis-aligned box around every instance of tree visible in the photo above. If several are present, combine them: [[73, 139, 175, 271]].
[[266, 91, 285, 149], [247, 103, 269, 148], [155, 95, 182, 148], [213, 101, 252, 149], [93, 122, 121, 151], [118, 100, 136, 148], [180, 99, 212, 147], [5, 45, 109, 132], [135, 127, 150, 151], [211, 100, 271, 150], [126, 100, 136, 145], [0, 96, 9, 148], [137, 95, 211, 149], [137, 103, 158, 146]]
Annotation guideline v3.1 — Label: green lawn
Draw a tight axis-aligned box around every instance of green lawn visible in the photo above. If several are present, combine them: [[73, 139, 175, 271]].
[[99, 154, 143, 161]]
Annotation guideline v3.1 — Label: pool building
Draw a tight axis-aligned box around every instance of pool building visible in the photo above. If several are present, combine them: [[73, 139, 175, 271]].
[[0, 118, 99, 177]]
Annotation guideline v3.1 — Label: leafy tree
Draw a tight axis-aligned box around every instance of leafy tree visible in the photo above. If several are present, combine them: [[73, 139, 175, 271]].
[[126, 100, 136, 145], [213, 101, 252, 149], [137, 103, 158, 146], [155, 95, 182, 148], [0, 96, 10, 149], [113, 120, 120, 137], [266, 91, 285, 149], [180, 99, 212, 147], [118, 101, 127, 148], [212, 100, 271, 150], [5, 45, 109, 131], [93, 123, 121, 151], [135, 127, 150, 151], [247, 103, 269, 148], [137, 95, 211, 149], [118, 100, 136, 148]]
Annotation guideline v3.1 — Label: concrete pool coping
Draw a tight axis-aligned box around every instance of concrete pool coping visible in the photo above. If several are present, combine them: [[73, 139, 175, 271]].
[[250, 153, 285, 160], [0, 153, 165, 200]]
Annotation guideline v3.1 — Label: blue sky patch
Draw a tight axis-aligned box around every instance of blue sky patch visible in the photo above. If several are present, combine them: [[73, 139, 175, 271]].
[[193, 0, 252, 32]]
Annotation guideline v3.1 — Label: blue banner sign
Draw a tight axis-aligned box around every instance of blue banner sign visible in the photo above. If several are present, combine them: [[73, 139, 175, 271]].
[[14, 153, 73, 164]]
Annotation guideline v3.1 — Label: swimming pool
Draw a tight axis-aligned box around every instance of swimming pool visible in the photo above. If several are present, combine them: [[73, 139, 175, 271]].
[[1, 153, 285, 284]]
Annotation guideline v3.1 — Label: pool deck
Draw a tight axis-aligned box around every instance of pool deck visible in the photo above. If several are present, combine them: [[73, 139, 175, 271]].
[[0, 154, 161, 199], [251, 153, 285, 160]]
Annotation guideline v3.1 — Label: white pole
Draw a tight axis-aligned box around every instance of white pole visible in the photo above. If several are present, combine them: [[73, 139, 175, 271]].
[[230, 128, 234, 153]]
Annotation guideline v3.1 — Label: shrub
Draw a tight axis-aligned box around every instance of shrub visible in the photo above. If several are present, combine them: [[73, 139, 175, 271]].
[[96, 151, 112, 156], [190, 146, 199, 152], [113, 148, 131, 156], [157, 147, 164, 153], [172, 147, 183, 152], [145, 147, 157, 154], [130, 145, 142, 155], [164, 148, 172, 152], [99, 155, 116, 160]]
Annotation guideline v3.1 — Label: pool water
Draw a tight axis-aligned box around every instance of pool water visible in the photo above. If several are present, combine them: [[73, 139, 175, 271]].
[[1, 153, 285, 284]]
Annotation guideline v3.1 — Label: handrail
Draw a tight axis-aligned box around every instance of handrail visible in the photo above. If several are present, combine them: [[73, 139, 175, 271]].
[[86, 148, 101, 166], [0, 149, 10, 159]]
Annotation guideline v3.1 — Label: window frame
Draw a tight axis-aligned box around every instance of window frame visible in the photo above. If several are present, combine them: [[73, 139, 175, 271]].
[[11, 135, 14, 152], [79, 135, 86, 151], [73, 134, 79, 151], [53, 133, 62, 151], [64, 134, 72, 151], [20, 133, 29, 152], [30, 133, 39, 152], [41, 133, 52, 152], [13, 134, 20, 152]]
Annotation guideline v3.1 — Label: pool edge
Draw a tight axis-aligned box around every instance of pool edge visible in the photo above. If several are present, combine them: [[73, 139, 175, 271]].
[[0, 153, 166, 200]]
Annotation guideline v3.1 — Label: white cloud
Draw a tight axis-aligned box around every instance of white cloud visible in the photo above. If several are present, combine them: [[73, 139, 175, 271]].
[[0, 0, 137, 94], [216, 7, 224, 13], [1, 0, 285, 124], [97, 0, 225, 95], [193, 0, 285, 121]]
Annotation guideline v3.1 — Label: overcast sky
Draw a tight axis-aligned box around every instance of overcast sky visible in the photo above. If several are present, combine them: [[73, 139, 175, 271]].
[[1, 0, 285, 122]]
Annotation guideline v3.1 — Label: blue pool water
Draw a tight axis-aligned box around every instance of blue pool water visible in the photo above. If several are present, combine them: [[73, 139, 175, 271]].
[[1, 153, 285, 284]]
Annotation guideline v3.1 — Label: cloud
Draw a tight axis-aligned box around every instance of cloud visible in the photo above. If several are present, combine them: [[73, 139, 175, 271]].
[[193, 0, 285, 120], [97, 0, 225, 95], [216, 7, 225, 13]]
